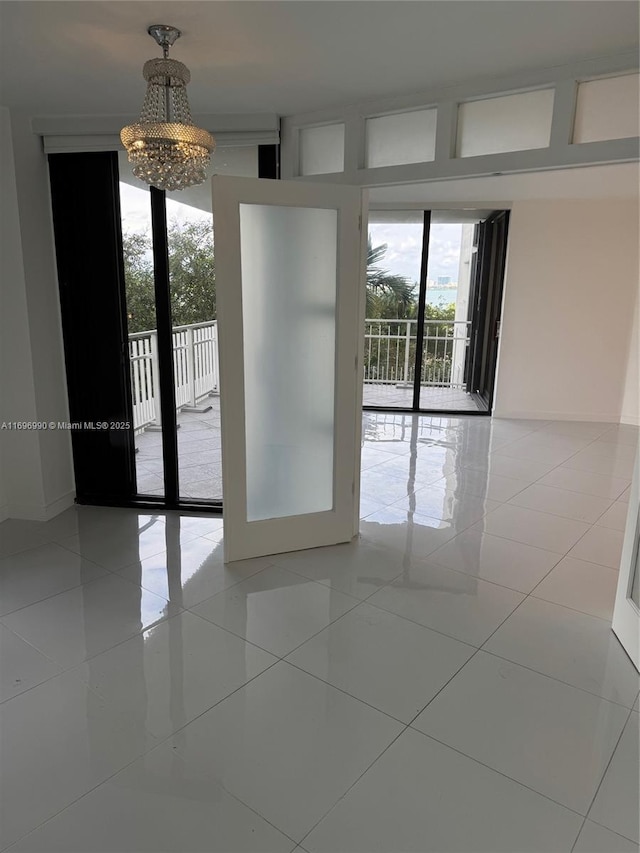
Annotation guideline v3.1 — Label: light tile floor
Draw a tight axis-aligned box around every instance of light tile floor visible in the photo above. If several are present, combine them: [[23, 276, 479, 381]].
[[134, 385, 482, 499], [1, 414, 638, 852]]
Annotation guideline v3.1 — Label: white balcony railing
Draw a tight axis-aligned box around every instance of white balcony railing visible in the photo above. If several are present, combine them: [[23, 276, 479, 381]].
[[364, 318, 471, 389], [129, 320, 219, 433], [129, 317, 470, 432]]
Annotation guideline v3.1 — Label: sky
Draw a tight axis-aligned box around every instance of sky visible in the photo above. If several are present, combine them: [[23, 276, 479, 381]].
[[119, 182, 463, 286], [119, 182, 212, 235], [369, 222, 464, 286]]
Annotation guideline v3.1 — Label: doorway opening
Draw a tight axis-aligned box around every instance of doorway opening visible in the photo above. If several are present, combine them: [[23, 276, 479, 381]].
[[363, 209, 509, 415]]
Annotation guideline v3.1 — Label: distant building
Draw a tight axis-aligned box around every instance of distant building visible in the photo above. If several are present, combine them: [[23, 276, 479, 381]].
[[437, 275, 452, 286]]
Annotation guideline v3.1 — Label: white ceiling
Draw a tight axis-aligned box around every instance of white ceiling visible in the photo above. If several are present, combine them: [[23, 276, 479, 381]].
[[0, 1, 638, 117]]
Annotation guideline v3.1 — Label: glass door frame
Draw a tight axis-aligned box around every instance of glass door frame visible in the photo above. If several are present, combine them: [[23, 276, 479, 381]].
[[466, 211, 510, 411], [49, 146, 279, 516], [363, 208, 508, 418], [612, 444, 640, 671]]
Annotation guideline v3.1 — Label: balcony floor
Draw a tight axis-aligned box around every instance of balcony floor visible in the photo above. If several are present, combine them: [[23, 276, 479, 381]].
[[135, 396, 223, 500], [135, 384, 483, 499], [363, 383, 483, 410]]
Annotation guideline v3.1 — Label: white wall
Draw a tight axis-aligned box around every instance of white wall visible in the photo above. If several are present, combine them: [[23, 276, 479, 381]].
[[494, 198, 639, 423], [0, 107, 74, 520], [0, 106, 45, 521]]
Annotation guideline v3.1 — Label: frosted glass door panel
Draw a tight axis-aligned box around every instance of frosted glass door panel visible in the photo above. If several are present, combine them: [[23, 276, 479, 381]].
[[212, 175, 365, 562], [239, 204, 337, 521]]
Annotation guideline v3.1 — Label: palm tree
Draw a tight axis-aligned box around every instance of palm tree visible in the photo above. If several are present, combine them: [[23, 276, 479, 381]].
[[366, 238, 416, 318]]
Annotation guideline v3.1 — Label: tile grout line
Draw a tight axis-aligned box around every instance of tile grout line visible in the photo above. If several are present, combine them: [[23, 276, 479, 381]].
[[382, 477, 639, 849], [0, 654, 294, 853], [409, 727, 598, 822], [3, 417, 637, 851], [1, 569, 281, 703], [506, 487, 619, 525], [295, 721, 413, 849], [482, 423, 632, 495], [3, 527, 541, 843], [299, 716, 592, 852], [403, 581, 537, 728], [280, 658, 410, 726], [360, 519, 567, 595], [0, 489, 622, 682], [457, 514, 619, 573], [477, 646, 639, 710], [569, 703, 638, 852]]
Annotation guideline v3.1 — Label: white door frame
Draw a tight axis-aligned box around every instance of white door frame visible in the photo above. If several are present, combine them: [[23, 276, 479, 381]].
[[612, 440, 640, 672], [212, 175, 367, 562]]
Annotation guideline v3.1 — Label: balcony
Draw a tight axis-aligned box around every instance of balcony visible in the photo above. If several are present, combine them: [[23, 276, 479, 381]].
[[129, 321, 220, 434], [363, 318, 480, 410], [131, 318, 480, 498]]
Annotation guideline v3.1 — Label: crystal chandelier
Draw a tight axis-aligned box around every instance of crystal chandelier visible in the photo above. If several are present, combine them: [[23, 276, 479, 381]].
[[120, 25, 215, 192]]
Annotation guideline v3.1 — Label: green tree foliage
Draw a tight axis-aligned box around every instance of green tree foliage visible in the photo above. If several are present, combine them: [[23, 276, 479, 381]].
[[364, 241, 458, 385], [423, 301, 457, 384], [425, 301, 455, 324], [122, 231, 155, 334], [123, 226, 456, 338], [123, 219, 215, 333], [168, 220, 216, 326], [366, 238, 456, 322], [366, 238, 416, 319]]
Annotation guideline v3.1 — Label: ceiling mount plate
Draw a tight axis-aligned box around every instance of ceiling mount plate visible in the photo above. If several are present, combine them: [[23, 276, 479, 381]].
[[147, 25, 182, 50]]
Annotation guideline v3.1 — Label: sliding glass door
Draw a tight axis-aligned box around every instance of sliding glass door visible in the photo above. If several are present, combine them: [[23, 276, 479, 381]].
[[466, 211, 510, 410], [364, 212, 423, 408], [165, 176, 227, 503], [118, 155, 165, 498], [363, 209, 508, 416], [419, 214, 482, 412], [50, 147, 277, 512]]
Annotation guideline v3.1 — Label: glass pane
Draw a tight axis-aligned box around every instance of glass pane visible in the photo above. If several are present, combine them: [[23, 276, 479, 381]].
[[574, 73, 640, 144], [165, 146, 259, 501], [118, 152, 165, 497], [239, 204, 337, 521], [364, 212, 423, 409], [299, 124, 345, 175], [456, 89, 554, 158], [366, 109, 437, 168], [420, 218, 482, 412]]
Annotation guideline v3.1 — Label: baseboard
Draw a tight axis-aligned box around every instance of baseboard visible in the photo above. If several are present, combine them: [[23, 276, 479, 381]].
[[620, 414, 640, 427], [492, 409, 621, 424], [43, 490, 76, 520], [4, 490, 76, 522], [3, 503, 48, 522]]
